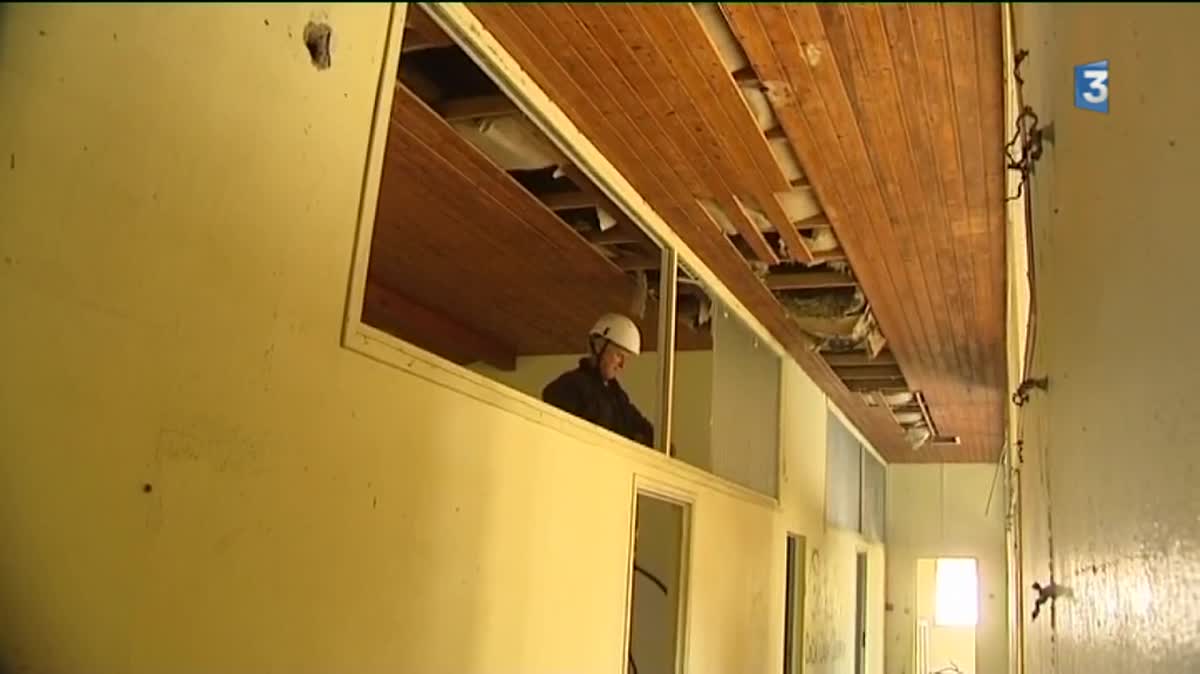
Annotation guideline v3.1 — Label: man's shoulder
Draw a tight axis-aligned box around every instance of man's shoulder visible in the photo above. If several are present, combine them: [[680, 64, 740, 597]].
[[543, 363, 589, 394]]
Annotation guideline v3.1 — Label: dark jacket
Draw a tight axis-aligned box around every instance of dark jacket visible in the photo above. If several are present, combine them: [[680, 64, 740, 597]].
[[542, 358, 655, 447]]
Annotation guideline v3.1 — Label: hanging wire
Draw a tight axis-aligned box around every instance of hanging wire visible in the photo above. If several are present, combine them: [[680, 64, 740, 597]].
[[627, 562, 669, 674], [634, 563, 669, 594], [1004, 105, 1043, 203]]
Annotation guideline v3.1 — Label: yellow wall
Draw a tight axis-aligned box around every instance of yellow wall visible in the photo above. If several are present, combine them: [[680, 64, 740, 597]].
[[885, 465, 1007, 674], [781, 366, 887, 674], [0, 4, 883, 673], [1010, 6, 1200, 674]]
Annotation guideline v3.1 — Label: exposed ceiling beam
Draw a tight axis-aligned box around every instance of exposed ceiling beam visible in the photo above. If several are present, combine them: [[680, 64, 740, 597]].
[[540, 190, 596, 211], [812, 250, 848, 263], [823, 350, 898, 367], [556, 164, 658, 249], [845, 377, 910, 392], [364, 281, 517, 371], [835, 364, 905, 381], [793, 214, 833, 230], [436, 95, 518, 122], [765, 271, 856, 290]]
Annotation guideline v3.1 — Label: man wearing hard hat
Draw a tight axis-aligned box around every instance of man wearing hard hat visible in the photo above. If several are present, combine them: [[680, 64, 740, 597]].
[[542, 313, 655, 448]]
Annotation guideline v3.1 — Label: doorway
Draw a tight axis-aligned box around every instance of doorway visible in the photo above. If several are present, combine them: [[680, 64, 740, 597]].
[[627, 492, 690, 674]]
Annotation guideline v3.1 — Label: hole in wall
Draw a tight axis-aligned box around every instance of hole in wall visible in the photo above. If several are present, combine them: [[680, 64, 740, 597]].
[[303, 22, 332, 70]]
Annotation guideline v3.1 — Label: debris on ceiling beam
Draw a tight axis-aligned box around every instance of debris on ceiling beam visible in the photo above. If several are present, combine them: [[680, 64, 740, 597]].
[[450, 114, 567, 172], [765, 270, 856, 290]]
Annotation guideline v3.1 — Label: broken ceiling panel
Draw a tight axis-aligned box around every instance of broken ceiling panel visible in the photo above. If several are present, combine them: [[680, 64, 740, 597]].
[[468, 3, 1006, 462]]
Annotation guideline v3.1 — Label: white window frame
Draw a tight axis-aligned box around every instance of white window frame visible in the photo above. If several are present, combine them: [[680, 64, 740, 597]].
[[339, 2, 780, 506]]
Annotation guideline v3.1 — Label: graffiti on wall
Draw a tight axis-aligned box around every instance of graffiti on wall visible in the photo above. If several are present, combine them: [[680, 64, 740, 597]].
[[805, 547, 847, 666]]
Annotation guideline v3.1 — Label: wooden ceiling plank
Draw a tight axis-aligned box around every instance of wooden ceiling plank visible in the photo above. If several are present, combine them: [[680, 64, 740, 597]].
[[782, 2, 948, 379], [813, 3, 957, 396], [364, 282, 517, 371], [668, 4, 794, 194], [718, 3, 914, 457], [391, 85, 627, 281], [968, 3, 1008, 409], [729, 5, 911, 337], [744, 2, 989, 461], [905, 4, 990, 441], [947, 3, 1005, 450], [974, 2, 1010, 440], [836, 3, 980, 441], [550, 4, 776, 266], [578, 4, 776, 264], [647, 4, 812, 262], [876, 3, 982, 422], [907, 7, 982, 344], [373, 143, 621, 351], [563, 5, 780, 264], [945, 4, 992, 400], [393, 9, 686, 357], [473, 2, 722, 273], [492, 4, 678, 206], [380, 94, 637, 348], [789, 3, 996, 451], [730, 4, 935, 387], [765, 271, 856, 290]]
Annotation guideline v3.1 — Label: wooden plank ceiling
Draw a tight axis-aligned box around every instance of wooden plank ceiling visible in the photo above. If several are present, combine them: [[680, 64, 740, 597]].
[[364, 31, 713, 372], [468, 3, 1007, 462]]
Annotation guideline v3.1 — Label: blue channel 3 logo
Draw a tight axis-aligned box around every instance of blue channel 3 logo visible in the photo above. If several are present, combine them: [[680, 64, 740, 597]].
[[1074, 59, 1109, 113]]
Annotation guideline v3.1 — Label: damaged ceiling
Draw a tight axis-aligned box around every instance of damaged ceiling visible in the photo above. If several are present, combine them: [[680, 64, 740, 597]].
[[376, 3, 1006, 463], [465, 3, 1007, 463], [364, 7, 714, 374]]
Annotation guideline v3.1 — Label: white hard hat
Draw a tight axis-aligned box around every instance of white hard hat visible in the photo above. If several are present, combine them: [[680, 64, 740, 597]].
[[590, 313, 642, 355]]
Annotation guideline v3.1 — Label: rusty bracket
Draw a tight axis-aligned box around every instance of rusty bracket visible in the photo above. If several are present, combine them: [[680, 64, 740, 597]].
[[1012, 376, 1049, 406]]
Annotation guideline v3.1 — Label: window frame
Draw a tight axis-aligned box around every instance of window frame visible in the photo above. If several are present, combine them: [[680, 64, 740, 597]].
[[933, 557, 980, 628], [340, 1, 786, 506]]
